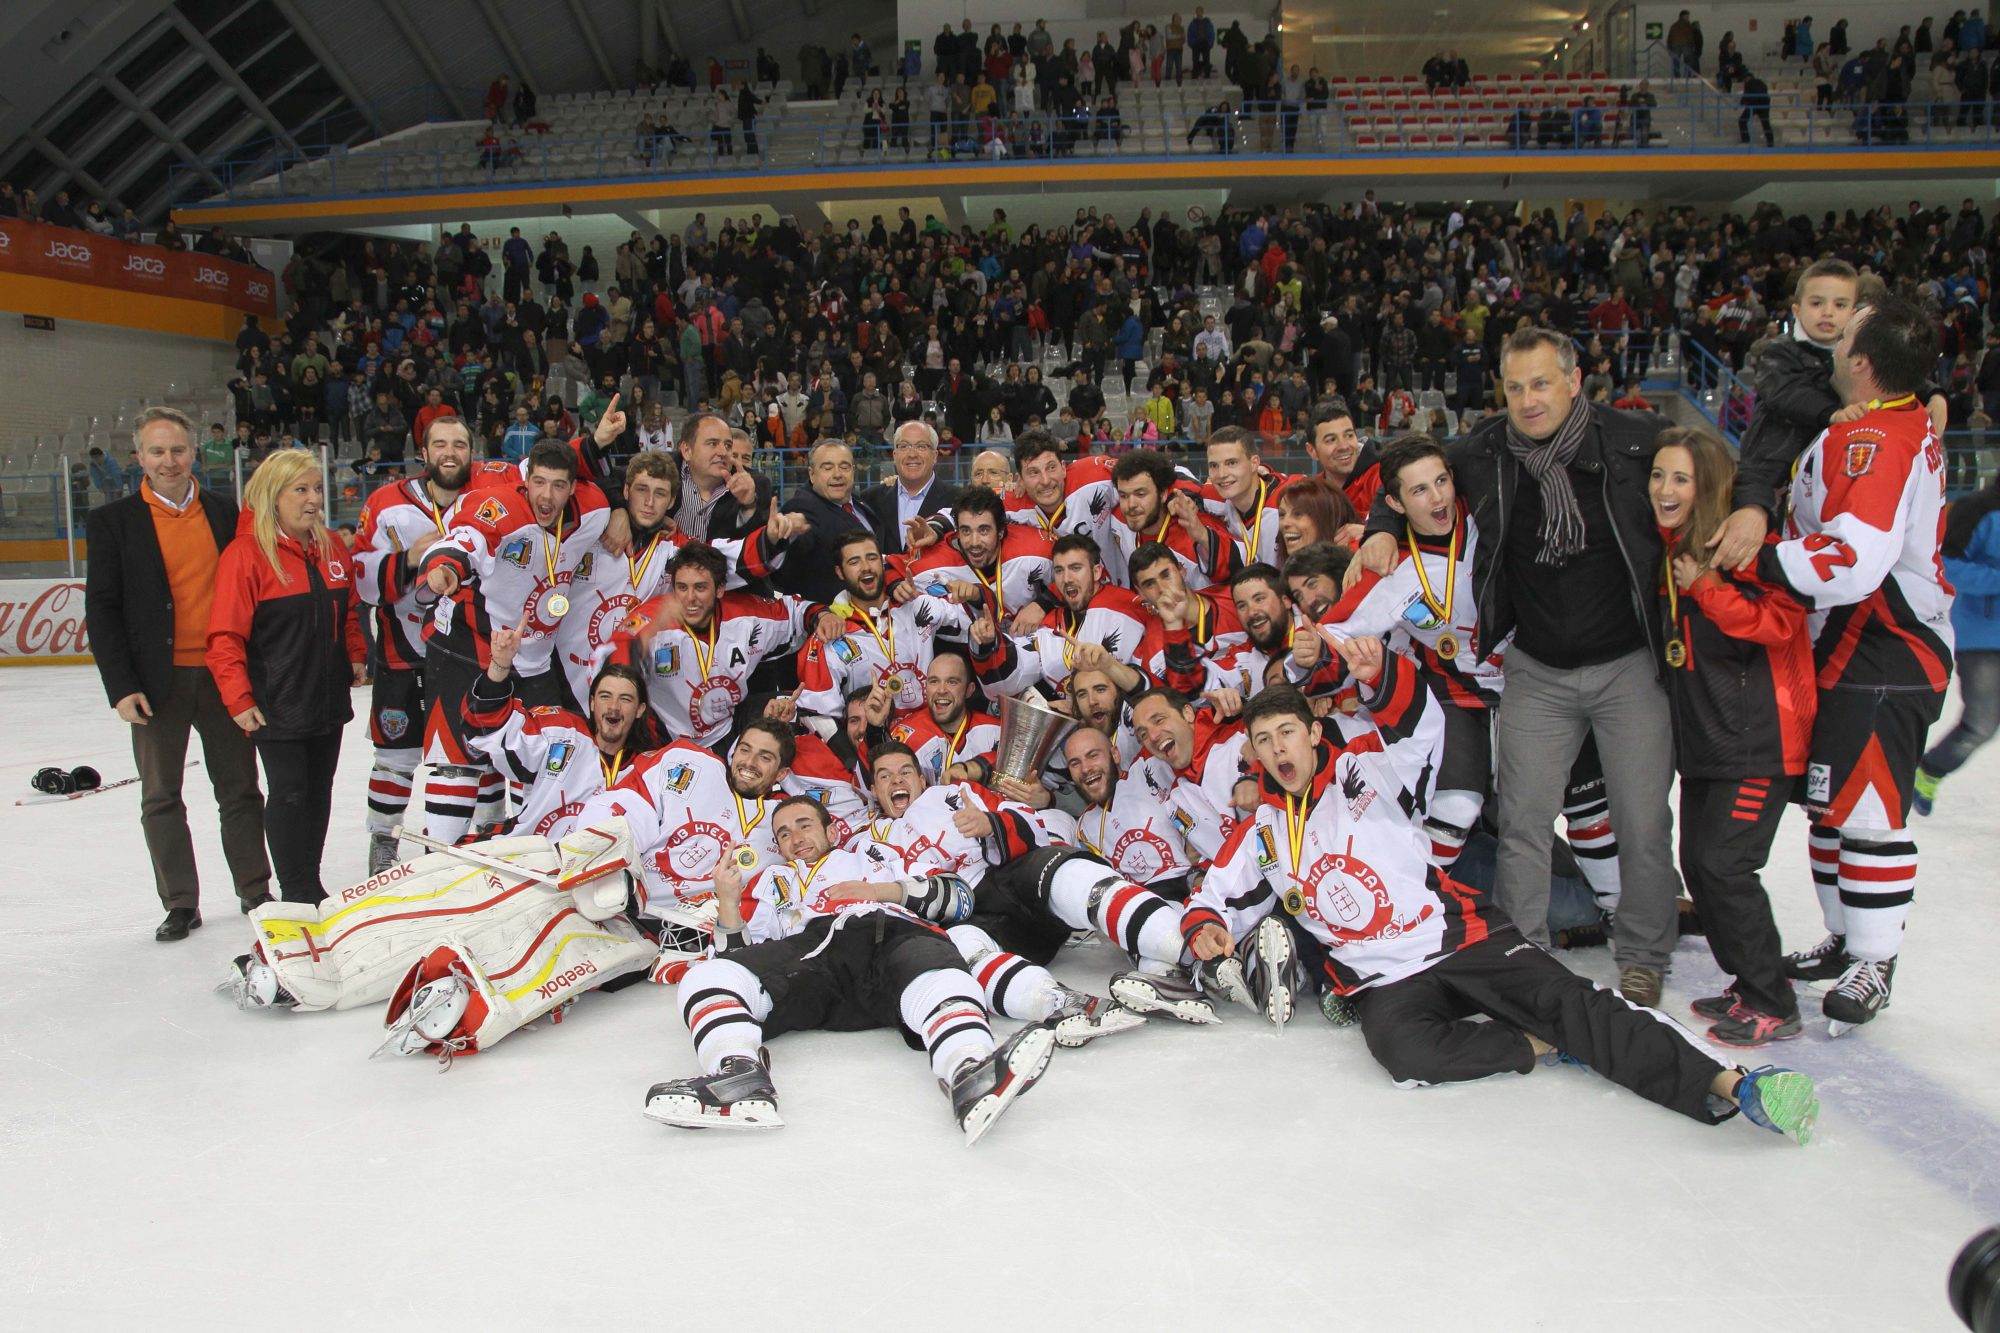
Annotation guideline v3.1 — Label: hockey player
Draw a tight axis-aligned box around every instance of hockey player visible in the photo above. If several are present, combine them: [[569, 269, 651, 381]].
[[1184, 671, 1821, 1144], [615, 542, 827, 749], [855, 743, 1212, 1024], [1755, 297, 1954, 1034], [552, 452, 798, 708], [1321, 435, 1623, 906], [904, 486, 1054, 633], [1130, 541, 1255, 695], [461, 624, 659, 841], [796, 528, 971, 721], [1201, 426, 1295, 566], [1009, 431, 1124, 581], [416, 441, 611, 843], [1108, 449, 1241, 592], [1128, 685, 1255, 862], [1303, 397, 1382, 530], [969, 534, 1151, 698], [1062, 725, 1202, 900], [353, 416, 477, 870], [644, 796, 1059, 1143], [876, 648, 1001, 783], [575, 716, 803, 920]]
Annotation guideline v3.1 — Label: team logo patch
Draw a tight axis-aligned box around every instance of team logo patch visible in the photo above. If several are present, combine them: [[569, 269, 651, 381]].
[[499, 535, 532, 567], [546, 740, 574, 775], [1254, 825, 1278, 869], [378, 707, 409, 741], [1843, 441, 1877, 478], [474, 497, 505, 525], [576, 553, 595, 580], [661, 763, 696, 793], [651, 643, 681, 677], [1806, 762, 1831, 805], [1341, 762, 1375, 820], [830, 636, 859, 663]]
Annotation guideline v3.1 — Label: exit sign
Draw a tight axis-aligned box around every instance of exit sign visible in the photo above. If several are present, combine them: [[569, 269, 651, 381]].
[[22, 314, 53, 330], [1646, 21, 1663, 39]]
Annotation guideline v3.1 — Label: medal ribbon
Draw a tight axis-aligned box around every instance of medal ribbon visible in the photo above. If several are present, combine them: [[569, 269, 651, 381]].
[[733, 789, 768, 839], [1243, 477, 1269, 562], [542, 510, 566, 592], [600, 747, 626, 789], [628, 532, 664, 590], [1406, 517, 1458, 629]]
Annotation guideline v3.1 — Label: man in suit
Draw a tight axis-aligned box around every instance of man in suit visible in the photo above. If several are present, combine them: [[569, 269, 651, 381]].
[[774, 439, 882, 605], [861, 420, 960, 555], [85, 407, 269, 941], [675, 414, 771, 545]]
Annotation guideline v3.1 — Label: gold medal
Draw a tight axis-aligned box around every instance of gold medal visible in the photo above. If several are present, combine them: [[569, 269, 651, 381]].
[[731, 845, 761, 872], [1661, 552, 1686, 670], [1435, 631, 1459, 662], [1407, 517, 1461, 661], [1283, 886, 1307, 916], [1665, 638, 1687, 668], [546, 592, 570, 618]]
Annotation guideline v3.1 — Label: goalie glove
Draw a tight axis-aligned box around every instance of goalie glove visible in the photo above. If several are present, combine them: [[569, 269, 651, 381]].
[[554, 820, 635, 921], [905, 873, 975, 925]]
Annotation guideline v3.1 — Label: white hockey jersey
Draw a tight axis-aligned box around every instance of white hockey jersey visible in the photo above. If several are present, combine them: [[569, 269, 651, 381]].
[[617, 591, 811, 747], [795, 591, 972, 719], [1321, 508, 1508, 710], [1182, 649, 1469, 995], [1760, 404, 1955, 693], [905, 523, 1054, 624], [1075, 764, 1203, 891], [840, 781, 1045, 890], [970, 584, 1154, 698], [419, 483, 612, 675], [1160, 715, 1253, 865], [886, 707, 1002, 783], [576, 740, 782, 915], [1198, 473, 1293, 568], [353, 477, 464, 669], [462, 688, 625, 840], [737, 848, 921, 945]]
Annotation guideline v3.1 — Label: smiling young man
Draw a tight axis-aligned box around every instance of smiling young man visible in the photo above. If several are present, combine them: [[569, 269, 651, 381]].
[[1108, 449, 1240, 592], [1183, 676, 1822, 1144], [1200, 426, 1294, 566], [1351, 325, 1679, 1009], [1006, 430, 1124, 580], [462, 624, 658, 840], [797, 528, 971, 721], [969, 534, 1151, 699]]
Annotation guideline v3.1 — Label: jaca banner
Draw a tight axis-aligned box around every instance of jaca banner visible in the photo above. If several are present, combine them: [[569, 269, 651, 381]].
[[0, 219, 277, 317]]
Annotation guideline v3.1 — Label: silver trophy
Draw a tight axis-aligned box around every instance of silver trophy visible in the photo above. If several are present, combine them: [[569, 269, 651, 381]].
[[993, 693, 1077, 783]]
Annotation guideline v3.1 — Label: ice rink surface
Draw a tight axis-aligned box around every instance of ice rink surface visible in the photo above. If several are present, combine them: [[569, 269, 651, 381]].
[[2, 665, 1995, 1330]]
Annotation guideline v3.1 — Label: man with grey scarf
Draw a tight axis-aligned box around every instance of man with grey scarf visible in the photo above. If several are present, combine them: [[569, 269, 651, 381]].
[[1353, 327, 1680, 1008]]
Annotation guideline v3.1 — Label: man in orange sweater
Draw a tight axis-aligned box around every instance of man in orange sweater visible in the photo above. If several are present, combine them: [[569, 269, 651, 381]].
[[85, 407, 269, 941]]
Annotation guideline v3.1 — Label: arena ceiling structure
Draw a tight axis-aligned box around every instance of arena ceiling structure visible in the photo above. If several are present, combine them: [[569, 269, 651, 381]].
[[0, 0, 895, 223]]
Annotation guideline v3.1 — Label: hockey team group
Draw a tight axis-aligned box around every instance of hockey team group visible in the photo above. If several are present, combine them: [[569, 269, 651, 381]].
[[225, 271, 1960, 1150]]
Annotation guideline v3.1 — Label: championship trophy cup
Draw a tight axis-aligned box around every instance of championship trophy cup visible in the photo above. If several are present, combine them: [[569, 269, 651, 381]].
[[994, 694, 1077, 782]]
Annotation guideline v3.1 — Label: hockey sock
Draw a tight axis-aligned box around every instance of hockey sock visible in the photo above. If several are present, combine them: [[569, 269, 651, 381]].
[[476, 770, 509, 827], [1807, 823, 1843, 934], [677, 959, 771, 1074], [900, 968, 994, 1081], [948, 924, 1061, 1022], [423, 766, 480, 843], [365, 749, 418, 837], [1836, 833, 1916, 962], [1562, 790, 1621, 910], [1045, 860, 1185, 965], [1423, 789, 1482, 867]]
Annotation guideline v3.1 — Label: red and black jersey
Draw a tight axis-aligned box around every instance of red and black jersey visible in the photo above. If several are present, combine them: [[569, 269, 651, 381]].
[[206, 511, 367, 740], [1661, 533, 1817, 780]]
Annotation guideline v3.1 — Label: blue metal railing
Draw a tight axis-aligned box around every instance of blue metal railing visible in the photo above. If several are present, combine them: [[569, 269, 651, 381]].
[[173, 90, 2000, 206]]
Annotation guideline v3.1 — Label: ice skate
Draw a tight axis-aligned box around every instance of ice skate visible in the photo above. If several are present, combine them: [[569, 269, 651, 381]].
[[1782, 933, 1849, 983], [1109, 969, 1220, 1024], [1192, 954, 1253, 1009], [1822, 957, 1895, 1037], [948, 1023, 1055, 1147], [1044, 986, 1145, 1048], [221, 953, 297, 1011], [1245, 916, 1295, 1029], [644, 1055, 783, 1130]]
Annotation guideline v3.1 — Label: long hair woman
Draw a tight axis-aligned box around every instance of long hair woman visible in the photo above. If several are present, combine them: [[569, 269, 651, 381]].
[[1650, 427, 1816, 1046], [1275, 474, 1358, 560], [207, 449, 366, 903]]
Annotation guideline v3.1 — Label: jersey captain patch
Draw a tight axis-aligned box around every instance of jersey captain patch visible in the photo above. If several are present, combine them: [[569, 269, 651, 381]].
[[1844, 440, 1878, 478]]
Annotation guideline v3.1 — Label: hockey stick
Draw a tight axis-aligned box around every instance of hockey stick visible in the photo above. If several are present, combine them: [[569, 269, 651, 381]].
[[14, 760, 203, 806], [394, 828, 560, 886]]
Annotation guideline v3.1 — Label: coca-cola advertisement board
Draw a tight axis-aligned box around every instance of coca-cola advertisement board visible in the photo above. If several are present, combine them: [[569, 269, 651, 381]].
[[0, 579, 91, 665]]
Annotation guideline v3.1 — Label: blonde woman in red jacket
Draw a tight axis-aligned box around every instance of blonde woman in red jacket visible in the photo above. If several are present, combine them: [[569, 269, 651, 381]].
[[207, 449, 367, 903]]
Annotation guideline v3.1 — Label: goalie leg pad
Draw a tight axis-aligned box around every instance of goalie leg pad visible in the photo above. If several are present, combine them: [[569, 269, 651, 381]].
[[248, 837, 564, 1014]]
